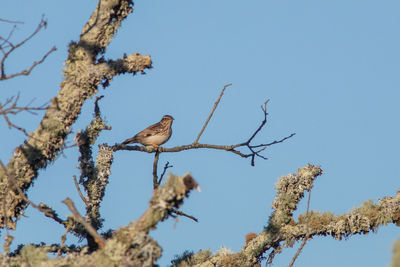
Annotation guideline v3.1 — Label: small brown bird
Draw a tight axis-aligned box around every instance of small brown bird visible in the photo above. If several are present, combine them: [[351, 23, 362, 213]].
[[122, 115, 174, 148]]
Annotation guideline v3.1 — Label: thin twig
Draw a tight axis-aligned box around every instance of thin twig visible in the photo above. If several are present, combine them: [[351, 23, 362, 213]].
[[2, 46, 56, 80], [0, 93, 49, 138], [247, 99, 270, 144], [288, 190, 312, 267], [0, 25, 17, 49], [170, 208, 198, 222], [0, 18, 24, 24], [194, 83, 232, 144], [250, 133, 296, 148], [306, 190, 312, 213], [56, 226, 70, 258], [62, 197, 105, 248], [73, 175, 88, 206], [158, 161, 173, 185], [0, 17, 55, 80]]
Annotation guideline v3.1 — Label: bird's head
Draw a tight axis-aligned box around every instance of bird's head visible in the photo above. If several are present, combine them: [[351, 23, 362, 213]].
[[161, 115, 174, 125], [162, 115, 174, 121]]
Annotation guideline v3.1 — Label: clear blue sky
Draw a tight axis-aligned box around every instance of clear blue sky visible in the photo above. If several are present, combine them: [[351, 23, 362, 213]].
[[1, 1, 400, 266]]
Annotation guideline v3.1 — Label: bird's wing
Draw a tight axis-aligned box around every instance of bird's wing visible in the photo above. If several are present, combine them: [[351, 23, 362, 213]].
[[122, 121, 161, 144], [145, 122, 163, 134]]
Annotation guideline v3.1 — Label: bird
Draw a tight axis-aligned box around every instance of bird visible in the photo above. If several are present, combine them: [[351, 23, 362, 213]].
[[122, 115, 174, 148]]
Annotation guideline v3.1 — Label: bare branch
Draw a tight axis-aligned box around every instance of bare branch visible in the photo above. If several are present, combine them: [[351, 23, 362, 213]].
[[1, 46, 56, 80], [250, 133, 296, 149], [158, 161, 173, 185], [73, 175, 88, 206], [0, 18, 24, 24], [194, 83, 232, 144], [170, 208, 198, 223], [0, 17, 55, 81], [116, 131, 295, 165], [62, 198, 105, 249], [0, 93, 48, 137], [247, 99, 270, 144]]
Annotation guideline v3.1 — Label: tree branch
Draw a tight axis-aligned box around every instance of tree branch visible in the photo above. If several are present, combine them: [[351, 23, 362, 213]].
[[158, 161, 173, 185], [116, 133, 295, 162], [106, 173, 199, 266], [117, 99, 295, 167], [0, 0, 150, 229], [0, 93, 48, 137], [170, 208, 198, 223], [288, 189, 312, 267], [181, 164, 400, 266], [194, 83, 232, 144], [0, 160, 66, 227], [62, 198, 105, 249], [0, 18, 24, 24], [73, 175, 88, 206], [0, 17, 55, 81], [74, 96, 111, 250], [153, 151, 160, 189]]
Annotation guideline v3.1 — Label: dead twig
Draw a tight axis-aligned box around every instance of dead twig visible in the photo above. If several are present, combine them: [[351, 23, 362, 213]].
[[0, 18, 24, 24], [62, 198, 105, 249], [239, 99, 295, 166], [0, 93, 48, 137], [194, 83, 232, 144], [73, 175, 88, 206], [158, 161, 173, 185], [153, 154, 173, 189], [170, 208, 198, 223], [0, 17, 55, 80], [56, 226, 70, 258], [2, 46, 56, 80]]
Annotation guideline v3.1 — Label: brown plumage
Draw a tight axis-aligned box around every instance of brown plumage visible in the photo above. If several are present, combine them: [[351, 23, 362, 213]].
[[122, 115, 174, 148]]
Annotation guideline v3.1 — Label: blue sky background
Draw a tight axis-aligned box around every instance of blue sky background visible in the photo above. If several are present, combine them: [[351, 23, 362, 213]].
[[1, 1, 400, 266]]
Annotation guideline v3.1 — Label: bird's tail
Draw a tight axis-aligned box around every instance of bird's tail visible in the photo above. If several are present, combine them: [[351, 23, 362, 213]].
[[122, 136, 137, 145]]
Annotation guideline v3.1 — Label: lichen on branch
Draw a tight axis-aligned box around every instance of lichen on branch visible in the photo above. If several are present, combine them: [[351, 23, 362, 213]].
[[0, 0, 152, 230]]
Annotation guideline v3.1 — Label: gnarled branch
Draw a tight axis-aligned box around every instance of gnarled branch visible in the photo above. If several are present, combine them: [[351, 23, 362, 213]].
[[0, 0, 151, 230]]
